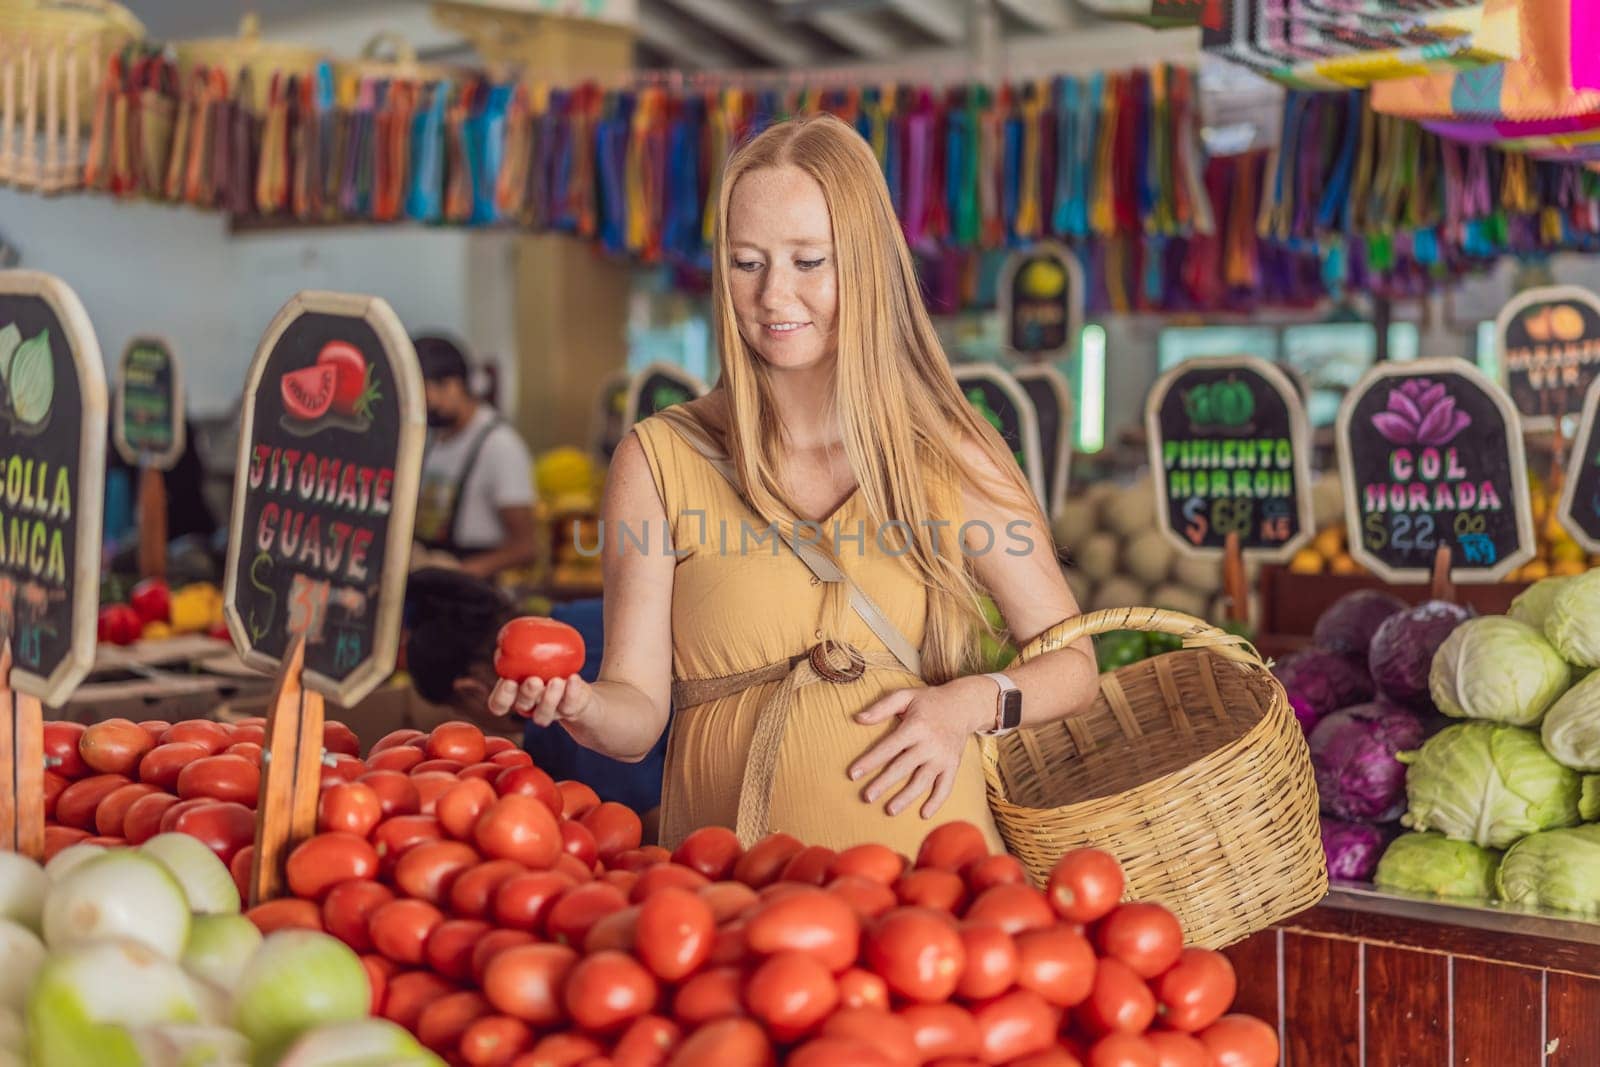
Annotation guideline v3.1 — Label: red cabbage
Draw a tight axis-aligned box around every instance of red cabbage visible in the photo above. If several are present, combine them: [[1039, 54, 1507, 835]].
[[1312, 589, 1409, 664], [1321, 818, 1394, 882], [1271, 648, 1376, 733], [1310, 701, 1426, 822], [1368, 600, 1474, 709]]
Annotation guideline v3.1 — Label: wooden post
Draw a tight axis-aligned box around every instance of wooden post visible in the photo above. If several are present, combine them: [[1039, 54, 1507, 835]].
[[137, 465, 167, 581], [1223, 531, 1249, 624], [0, 641, 44, 860], [1429, 543, 1456, 604], [249, 636, 324, 906]]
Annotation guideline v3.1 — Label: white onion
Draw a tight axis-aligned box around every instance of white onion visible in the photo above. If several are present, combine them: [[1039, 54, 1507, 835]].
[[278, 1019, 443, 1066], [0, 920, 44, 1012], [129, 1023, 251, 1067], [232, 931, 370, 1064], [27, 938, 204, 1066], [182, 914, 262, 995], [43, 844, 105, 883], [42, 851, 190, 959], [140, 833, 242, 916], [0, 853, 46, 933]]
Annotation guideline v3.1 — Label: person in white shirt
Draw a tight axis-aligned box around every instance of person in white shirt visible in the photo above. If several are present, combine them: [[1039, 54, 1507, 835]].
[[412, 334, 540, 580]]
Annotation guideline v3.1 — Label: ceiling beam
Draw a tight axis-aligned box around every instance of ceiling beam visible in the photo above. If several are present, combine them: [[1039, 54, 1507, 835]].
[[882, 0, 967, 43], [994, 0, 1079, 33], [660, 0, 822, 67], [798, 9, 908, 58], [637, 3, 744, 68]]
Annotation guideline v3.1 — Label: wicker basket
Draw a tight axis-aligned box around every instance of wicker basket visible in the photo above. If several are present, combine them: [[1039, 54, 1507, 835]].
[[982, 606, 1327, 949]]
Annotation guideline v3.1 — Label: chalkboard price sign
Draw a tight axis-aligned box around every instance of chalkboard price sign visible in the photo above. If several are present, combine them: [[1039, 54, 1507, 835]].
[[1013, 365, 1073, 522], [998, 241, 1082, 362], [0, 272, 107, 705], [1557, 376, 1600, 553], [1496, 284, 1600, 431], [224, 292, 424, 706], [953, 364, 1047, 510], [1145, 357, 1313, 563], [1337, 358, 1534, 584], [622, 362, 707, 429], [113, 336, 185, 470]]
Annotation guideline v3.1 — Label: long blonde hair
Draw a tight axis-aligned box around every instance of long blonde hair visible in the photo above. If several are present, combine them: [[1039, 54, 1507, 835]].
[[709, 113, 1051, 683]]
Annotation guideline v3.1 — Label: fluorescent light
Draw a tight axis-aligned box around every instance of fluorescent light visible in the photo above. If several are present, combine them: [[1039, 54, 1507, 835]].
[[1078, 324, 1105, 454]]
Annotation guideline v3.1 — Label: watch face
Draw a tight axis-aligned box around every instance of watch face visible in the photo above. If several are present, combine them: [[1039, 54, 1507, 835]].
[[1002, 689, 1023, 727]]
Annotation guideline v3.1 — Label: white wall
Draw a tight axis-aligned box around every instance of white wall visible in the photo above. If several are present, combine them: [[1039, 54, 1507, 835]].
[[0, 186, 517, 417]]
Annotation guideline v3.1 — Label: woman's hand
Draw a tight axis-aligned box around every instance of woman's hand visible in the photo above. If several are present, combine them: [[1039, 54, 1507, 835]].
[[847, 676, 992, 819], [489, 674, 596, 728]]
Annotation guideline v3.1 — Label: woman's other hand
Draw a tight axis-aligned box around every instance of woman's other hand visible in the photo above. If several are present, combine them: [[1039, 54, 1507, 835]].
[[846, 676, 992, 819], [489, 674, 596, 727]]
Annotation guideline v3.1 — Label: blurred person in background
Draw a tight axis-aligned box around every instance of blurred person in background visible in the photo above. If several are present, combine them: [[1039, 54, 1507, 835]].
[[412, 333, 540, 580]]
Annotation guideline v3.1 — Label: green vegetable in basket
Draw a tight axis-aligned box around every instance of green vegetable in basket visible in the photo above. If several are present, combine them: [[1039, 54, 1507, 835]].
[[1095, 630, 1148, 672], [1374, 831, 1500, 902], [1497, 824, 1600, 918], [1144, 631, 1184, 656]]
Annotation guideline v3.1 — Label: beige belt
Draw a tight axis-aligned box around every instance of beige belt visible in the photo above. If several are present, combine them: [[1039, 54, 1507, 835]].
[[664, 639, 915, 848]]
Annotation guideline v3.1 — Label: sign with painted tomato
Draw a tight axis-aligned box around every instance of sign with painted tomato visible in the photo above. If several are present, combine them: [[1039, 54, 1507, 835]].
[[1337, 358, 1534, 584], [0, 271, 107, 705], [113, 336, 184, 470], [1496, 284, 1600, 431], [1557, 376, 1600, 554], [224, 291, 424, 705], [1146, 356, 1313, 563]]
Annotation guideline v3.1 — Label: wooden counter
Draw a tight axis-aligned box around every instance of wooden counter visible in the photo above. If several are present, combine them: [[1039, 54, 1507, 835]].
[[1224, 886, 1600, 1066]]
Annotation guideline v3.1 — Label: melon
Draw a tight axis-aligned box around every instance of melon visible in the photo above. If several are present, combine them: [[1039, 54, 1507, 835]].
[[1104, 482, 1156, 537], [1125, 530, 1175, 585], [1172, 554, 1224, 596], [1053, 505, 1095, 552], [1091, 577, 1147, 612], [1075, 533, 1120, 582], [1150, 583, 1209, 620]]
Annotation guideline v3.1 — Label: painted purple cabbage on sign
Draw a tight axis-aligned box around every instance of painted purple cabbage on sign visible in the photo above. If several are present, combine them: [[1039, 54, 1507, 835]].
[[1371, 379, 1472, 446]]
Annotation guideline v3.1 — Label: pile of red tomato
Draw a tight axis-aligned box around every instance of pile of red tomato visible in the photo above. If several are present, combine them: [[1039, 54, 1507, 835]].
[[215, 720, 1281, 1067], [40, 714, 364, 874]]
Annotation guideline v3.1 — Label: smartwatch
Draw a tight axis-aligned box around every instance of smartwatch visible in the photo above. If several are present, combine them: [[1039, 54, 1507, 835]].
[[979, 672, 1022, 736]]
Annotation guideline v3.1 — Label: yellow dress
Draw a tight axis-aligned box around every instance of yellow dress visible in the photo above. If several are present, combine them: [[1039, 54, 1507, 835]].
[[632, 411, 1005, 857]]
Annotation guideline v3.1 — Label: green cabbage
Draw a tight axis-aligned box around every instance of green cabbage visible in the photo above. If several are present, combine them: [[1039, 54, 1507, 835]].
[[1544, 570, 1600, 667], [1540, 671, 1600, 772], [1429, 617, 1571, 726], [1508, 576, 1574, 634], [1400, 722, 1581, 849], [1374, 832, 1500, 901], [1497, 824, 1600, 918]]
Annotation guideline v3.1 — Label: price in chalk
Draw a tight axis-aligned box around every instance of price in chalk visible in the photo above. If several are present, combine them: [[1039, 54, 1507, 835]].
[[1337, 359, 1533, 584], [1146, 357, 1313, 563]]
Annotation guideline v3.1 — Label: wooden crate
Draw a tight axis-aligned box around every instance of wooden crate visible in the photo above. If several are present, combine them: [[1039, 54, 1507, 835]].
[[1258, 566, 1531, 639]]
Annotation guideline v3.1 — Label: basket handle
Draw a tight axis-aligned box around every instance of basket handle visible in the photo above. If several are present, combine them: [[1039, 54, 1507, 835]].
[[1011, 606, 1267, 671]]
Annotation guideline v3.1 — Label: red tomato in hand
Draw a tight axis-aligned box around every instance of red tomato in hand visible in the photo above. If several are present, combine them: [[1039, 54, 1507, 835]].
[[493, 617, 585, 682], [1155, 948, 1237, 1034]]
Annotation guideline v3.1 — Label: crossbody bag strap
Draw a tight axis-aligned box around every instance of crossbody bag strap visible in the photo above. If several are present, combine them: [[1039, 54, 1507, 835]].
[[652, 407, 923, 679], [441, 414, 506, 550]]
